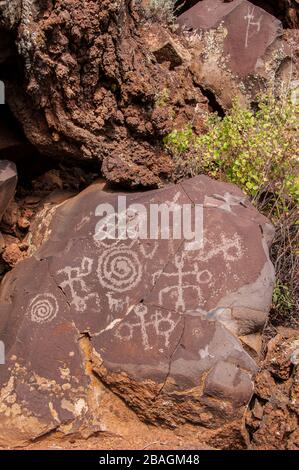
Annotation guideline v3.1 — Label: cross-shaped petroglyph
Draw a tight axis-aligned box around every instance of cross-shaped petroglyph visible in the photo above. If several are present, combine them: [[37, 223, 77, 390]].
[[154, 252, 212, 313], [57, 257, 100, 312], [204, 192, 246, 214], [244, 6, 263, 48], [115, 305, 180, 351]]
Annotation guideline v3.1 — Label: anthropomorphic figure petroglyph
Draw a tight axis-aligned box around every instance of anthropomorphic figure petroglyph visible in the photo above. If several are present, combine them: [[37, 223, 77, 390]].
[[115, 304, 180, 351], [154, 252, 212, 313], [244, 6, 263, 48], [57, 257, 101, 312]]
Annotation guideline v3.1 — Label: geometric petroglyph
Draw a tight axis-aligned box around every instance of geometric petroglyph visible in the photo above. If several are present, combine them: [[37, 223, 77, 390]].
[[196, 233, 244, 262], [154, 252, 212, 312], [204, 192, 246, 214], [57, 257, 101, 312], [97, 246, 142, 293], [115, 304, 180, 351], [28, 293, 59, 324], [244, 5, 263, 49]]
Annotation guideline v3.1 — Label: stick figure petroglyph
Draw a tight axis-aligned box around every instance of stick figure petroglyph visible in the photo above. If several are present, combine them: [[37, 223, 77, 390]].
[[244, 6, 263, 48], [57, 257, 100, 312], [115, 305, 180, 351]]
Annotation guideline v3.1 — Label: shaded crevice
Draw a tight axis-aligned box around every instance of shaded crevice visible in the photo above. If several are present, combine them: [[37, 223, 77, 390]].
[[29, 425, 61, 444], [45, 258, 72, 311], [197, 85, 225, 117], [155, 316, 186, 398]]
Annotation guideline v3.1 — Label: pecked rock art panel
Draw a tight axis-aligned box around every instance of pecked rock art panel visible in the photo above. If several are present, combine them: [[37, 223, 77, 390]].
[[179, 0, 285, 76], [0, 175, 275, 444], [179, 0, 292, 108]]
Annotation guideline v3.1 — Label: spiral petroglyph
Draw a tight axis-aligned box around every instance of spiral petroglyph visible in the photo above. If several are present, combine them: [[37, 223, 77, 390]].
[[97, 247, 142, 293], [28, 293, 58, 324]]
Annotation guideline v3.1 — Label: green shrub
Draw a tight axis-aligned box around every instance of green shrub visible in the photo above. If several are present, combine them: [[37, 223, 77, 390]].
[[138, 0, 177, 23], [164, 95, 299, 207], [164, 94, 299, 325], [272, 280, 295, 315]]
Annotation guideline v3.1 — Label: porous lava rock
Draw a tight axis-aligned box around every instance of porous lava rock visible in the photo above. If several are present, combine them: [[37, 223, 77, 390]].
[[0, 0, 208, 188]]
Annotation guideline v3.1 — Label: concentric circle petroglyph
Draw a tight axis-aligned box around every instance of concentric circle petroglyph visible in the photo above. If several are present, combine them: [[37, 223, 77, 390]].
[[97, 247, 142, 292], [28, 293, 59, 324]]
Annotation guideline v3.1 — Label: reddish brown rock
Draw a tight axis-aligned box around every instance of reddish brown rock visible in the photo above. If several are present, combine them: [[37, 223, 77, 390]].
[[179, 0, 293, 108], [246, 330, 299, 449], [179, 0, 285, 76], [178, 1, 299, 29], [252, 1, 299, 28], [0, 160, 17, 221], [1, 241, 24, 267], [0, 0, 208, 188], [0, 175, 275, 445]]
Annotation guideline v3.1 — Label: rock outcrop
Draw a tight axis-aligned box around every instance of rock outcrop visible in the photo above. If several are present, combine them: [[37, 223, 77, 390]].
[[0, 0, 208, 188], [0, 175, 275, 446], [177, 1, 299, 29], [179, 0, 293, 108], [0, 0, 296, 185], [252, 1, 299, 28], [0, 160, 17, 222], [246, 329, 299, 449]]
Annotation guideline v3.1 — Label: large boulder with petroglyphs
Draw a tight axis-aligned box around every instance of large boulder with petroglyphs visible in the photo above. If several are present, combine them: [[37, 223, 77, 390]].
[[0, 175, 275, 445]]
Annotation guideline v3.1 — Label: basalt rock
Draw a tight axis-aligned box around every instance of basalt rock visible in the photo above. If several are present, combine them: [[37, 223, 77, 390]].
[[179, 0, 293, 108], [0, 0, 208, 188], [177, 1, 299, 29], [0, 106, 36, 163], [0, 175, 275, 446], [246, 329, 299, 450], [252, 1, 299, 28]]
